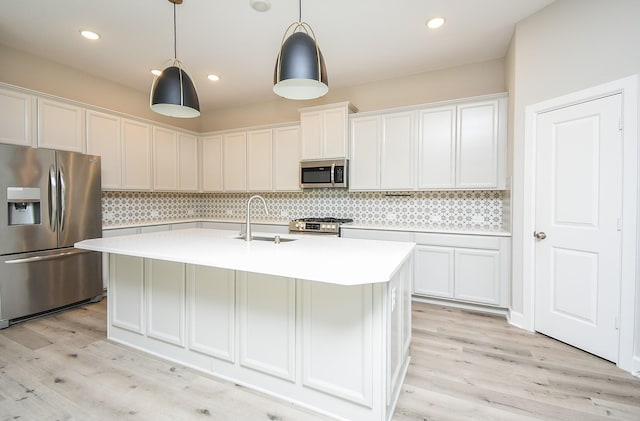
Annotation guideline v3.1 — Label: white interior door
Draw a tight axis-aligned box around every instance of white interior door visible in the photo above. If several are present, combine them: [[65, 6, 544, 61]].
[[534, 93, 622, 362]]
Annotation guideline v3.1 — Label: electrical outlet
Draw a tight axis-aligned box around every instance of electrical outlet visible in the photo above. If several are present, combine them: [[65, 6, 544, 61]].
[[187, 209, 195, 216], [103, 212, 114, 220], [225, 209, 233, 216], [391, 287, 397, 312], [150, 210, 159, 218], [280, 210, 289, 217], [385, 213, 397, 221]]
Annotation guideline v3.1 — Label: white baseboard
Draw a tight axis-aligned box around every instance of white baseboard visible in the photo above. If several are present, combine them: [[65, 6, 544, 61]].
[[411, 296, 508, 317]]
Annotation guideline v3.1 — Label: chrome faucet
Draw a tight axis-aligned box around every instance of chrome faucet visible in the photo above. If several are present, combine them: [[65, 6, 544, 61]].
[[244, 195, 269, 242]]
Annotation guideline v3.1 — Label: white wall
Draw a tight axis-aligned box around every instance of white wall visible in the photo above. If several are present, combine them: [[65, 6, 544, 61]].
[[507, 0, 640, 365]]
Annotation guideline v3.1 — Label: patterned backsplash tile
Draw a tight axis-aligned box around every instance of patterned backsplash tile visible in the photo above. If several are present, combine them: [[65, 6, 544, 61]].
[[102, 190, 506, 229]]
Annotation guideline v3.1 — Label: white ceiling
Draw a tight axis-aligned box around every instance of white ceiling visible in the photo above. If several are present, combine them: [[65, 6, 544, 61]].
[[1, 0, 554, 113]]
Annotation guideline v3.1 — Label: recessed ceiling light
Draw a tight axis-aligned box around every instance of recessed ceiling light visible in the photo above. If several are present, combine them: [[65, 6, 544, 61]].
[[208, 74, 220, 81], [80, 30, 100, 40], [426, 17, 446, 30], [250, 0, 271, 12], [151, 69, 162, 76]]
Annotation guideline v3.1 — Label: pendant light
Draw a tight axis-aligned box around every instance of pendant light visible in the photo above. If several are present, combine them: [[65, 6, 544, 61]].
[[273, 0, 328, 100], [150, 0, 200, 118]]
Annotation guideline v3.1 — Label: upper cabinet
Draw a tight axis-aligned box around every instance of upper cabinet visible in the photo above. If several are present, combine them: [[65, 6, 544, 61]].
[[37, 98, 85, 152], [351, 95, 507, 191], [350, 111, 416, 191], [247, 129, 273, 192], [419, 97, 507, 190], [273, 126, 301, 192], [300, 102, 356, 160], [86, 110, 122, 189], [153, 127, 199, 192], [0, 87, 34, 147], [200, 135, 224, 192], [223, 132, 247, 192], [121, 119, 152, 190]]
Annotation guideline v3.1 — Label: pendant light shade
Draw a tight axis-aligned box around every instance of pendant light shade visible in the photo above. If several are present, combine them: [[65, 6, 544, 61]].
[[273, 1, 328, 100], [151, 62, 200, 118], [150, 0, 200, 118]]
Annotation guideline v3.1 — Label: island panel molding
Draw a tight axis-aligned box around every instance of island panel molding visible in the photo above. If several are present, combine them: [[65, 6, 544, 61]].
[[79, 229, 414, 421]]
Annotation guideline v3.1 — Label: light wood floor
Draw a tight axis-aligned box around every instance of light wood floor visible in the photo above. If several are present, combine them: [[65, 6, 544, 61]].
[[1, 300, 639, 420]]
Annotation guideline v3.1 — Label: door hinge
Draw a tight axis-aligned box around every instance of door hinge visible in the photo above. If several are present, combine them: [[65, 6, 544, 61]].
[[619, 117, 623, 131], [615, 316, 620, 330], [617, 218, 623, 231]]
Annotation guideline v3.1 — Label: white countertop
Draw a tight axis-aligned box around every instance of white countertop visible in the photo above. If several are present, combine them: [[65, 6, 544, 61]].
[[76, 228, 415, 286]]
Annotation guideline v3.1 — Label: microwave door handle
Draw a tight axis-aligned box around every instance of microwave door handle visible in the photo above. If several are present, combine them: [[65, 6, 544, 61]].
[[48, 165, 57, 231], [58, 165, 66, 232], [330, 163, 335, 186]]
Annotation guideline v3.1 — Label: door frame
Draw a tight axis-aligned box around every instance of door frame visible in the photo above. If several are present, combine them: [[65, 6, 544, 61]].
[[519, 75, 638, 373]]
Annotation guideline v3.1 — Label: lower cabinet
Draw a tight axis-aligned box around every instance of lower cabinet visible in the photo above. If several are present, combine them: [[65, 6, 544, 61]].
[[413, 233, 510, 307], [341, 227, 511, 308]]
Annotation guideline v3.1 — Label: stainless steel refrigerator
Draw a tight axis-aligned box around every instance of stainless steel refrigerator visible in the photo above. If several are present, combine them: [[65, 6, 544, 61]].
[[0, 144, 103, 328]]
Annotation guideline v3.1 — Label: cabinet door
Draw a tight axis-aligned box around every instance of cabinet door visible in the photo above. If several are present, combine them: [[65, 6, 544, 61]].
[[178, 132, 198, 191], [380, 111, 415, 190], [349, 116, 380, 190], [456, 100, 499, 188], [146, 259, 185, 346], [323, 107, 348, 158], [37, 98, 84, 152], [121, 118, 152, 190], [247, 129, 272, 192], [300, 111, 323, 160], [153, 127, 178, 191], [273, 126, 301, 191], [201, 135, 224, 192], [0, 88, 33, 146], [418, 106, 456, 189], [86, 110, 121, 189], [223, 132, 247, 191], [454, 248, 501, 305], [413, 245, 454, 298]]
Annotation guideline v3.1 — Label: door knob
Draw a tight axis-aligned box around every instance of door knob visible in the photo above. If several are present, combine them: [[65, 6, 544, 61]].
[[534, 231, 547, 240]]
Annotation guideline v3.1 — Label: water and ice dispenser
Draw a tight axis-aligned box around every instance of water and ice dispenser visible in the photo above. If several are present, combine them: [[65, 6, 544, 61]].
[[7, 187, 41, 225]]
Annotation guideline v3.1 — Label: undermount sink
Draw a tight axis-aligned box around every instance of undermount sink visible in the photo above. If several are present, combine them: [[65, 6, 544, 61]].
[[234, 235, 297, 243]]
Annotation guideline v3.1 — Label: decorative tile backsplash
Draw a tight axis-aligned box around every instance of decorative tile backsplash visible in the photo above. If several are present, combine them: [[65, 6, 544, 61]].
[[102, 190, 505, 229]]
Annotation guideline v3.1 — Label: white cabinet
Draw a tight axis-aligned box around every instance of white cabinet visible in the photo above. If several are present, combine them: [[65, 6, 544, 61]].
[[380, 111, 415, 190], [417, 106, 456, 189], [223, 132, 247, 191], [300, 102, 355, 160], [200, 135, 224, 192], [273, 125, 301, 191], [153, 127, 178, 190], [86, 110, 122, 189], [177, 133, 199, 191], [418, 97, 507, 189], [246, 129, 272, 192], [413, 233, 510, 307], [37, 98, 84, 152], [153, 128, 199, 191], [121, 118, 152, 190], [350, 111, 415, 190], [0, 87, 34, 146]]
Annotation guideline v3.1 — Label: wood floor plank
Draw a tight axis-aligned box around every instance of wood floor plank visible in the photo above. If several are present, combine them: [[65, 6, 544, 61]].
[[1, 299, 639, 420]]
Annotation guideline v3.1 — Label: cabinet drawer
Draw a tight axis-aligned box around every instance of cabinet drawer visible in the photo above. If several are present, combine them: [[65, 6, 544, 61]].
[[414, 232, 501, 249]]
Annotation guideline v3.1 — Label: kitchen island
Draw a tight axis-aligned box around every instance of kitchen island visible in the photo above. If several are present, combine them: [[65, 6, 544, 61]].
[[76, 229, 414, 421]]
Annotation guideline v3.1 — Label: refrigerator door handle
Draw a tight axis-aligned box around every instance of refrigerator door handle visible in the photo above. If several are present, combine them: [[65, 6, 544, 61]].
[[58, 164, 66, 233], [5, 248, 93, 264], [48, 164, 58, 232]]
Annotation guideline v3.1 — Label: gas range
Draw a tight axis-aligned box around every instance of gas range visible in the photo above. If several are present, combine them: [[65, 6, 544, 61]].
[[288, 217, 353, 235]]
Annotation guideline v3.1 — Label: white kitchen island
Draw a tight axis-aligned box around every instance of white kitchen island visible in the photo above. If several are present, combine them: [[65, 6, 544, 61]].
[[76, 229, 414, 421]]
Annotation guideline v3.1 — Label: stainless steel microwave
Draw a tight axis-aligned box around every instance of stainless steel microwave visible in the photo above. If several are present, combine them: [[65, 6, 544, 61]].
[[300, 159, 348, 189]]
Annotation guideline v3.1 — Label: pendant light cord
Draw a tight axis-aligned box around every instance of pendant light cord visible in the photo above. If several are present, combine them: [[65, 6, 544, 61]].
[[173, 1, 177, 60], [298, 0, 301, 23]]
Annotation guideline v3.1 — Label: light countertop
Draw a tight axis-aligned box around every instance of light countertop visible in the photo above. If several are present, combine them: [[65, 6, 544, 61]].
[[76, 228, 415, 286]]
